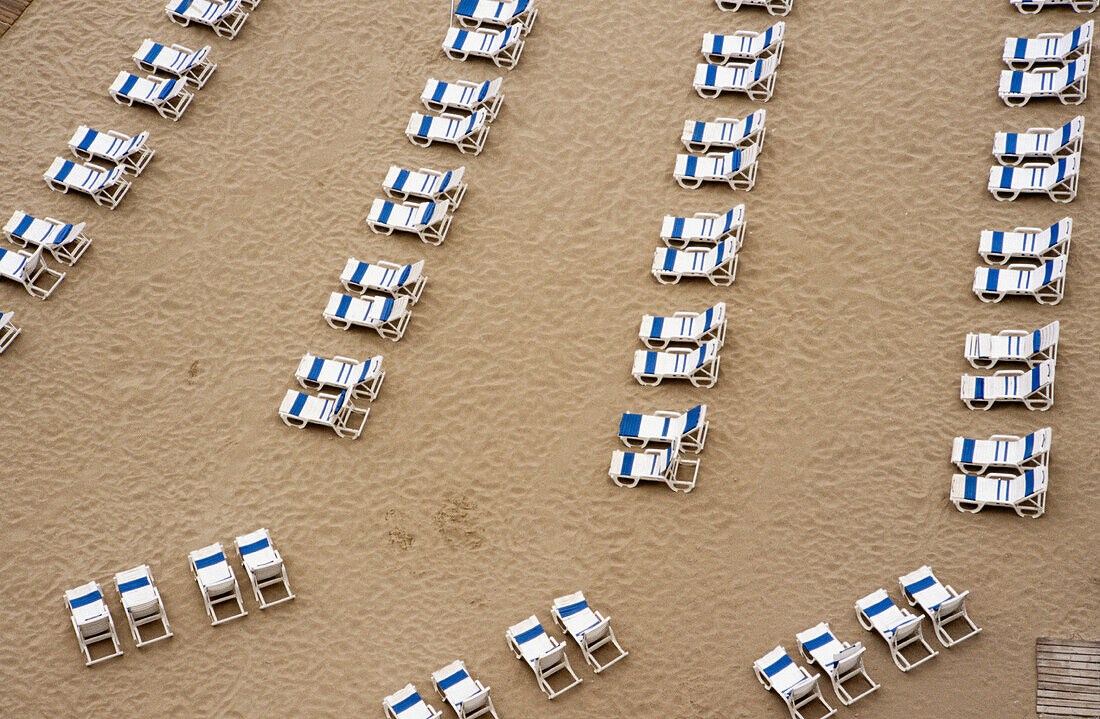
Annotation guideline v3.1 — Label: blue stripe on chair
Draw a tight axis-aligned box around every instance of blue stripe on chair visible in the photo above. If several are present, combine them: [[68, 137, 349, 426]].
[[56, 224, 74, 242], [684, 155, 698, 178], [671, 217, 685, 238], [437, 668, 469, 691], [963, 475, 978, 500], [989, 231, 1004, 254], [984, 269, 999, 292], [421, 203, 435, 224], [960, 438, 975, 463], [649, 316, 664, 338], [391, 692, 423, 714], [1023, 432, 1034, 458], [743, 112, 755, 136], [863, 596, 893, 617], [973, 377, 985, 400], [54, 160, 75, 183], [753, 59, 763, 81], [558, 600, 588, 617], [379, 297, 395, 320], [453, 29, 469, 50], [13, 214, 34, 238], [998, 167, 1013, 189], [288, 392, 307, 416], [904, 575, 937, 595], [1005, 134, 1017, 154], [454, 0, 477, 15], [417, 115, 432, 138], [514, 624, 544, 644], [478, 81, 489, 101], [661, 249, 676, 272], [431, 81, 447, 103], [157, 78, 178, 100], [144, 43, 164, 65], [1014, 37, 1027, 59], [77, 128, 96, 151], [120, 73, 139, 97], [801, 632, 832, 652], [378, 202, 394, 224], [704, 64, 717, 87], [684, 405, 701, 430], [173, 0, 192, 14], [1041, 260, 1055, 286], [620, 451, 635, 475], [239, 537, 270, 555], [392, 169, 409, 191], [1009, 71, 1023, 94], [398, 264, 411, 286], [644, 352, 658, 375], [764, 653, 793, 676], [336, 294, 352, 318], [118, 576, 151, 593], [691, 122, 704, 144], [193, 551, 225, 569], [1024, 471, 1036, 496], [350, 262, 368, 285], [69, 589, 102, 608], [619, 413, 641, 437], [307, 356, 325, 381]]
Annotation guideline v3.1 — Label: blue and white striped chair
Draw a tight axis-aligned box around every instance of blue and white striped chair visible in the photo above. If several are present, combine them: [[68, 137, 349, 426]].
[[406, 110, 490, 155], [702, 22, 785, 64], [4, 211, 92, 265], [551, 591, 628, 673], [661, 205, 745, 249], [609, 443, 699, 491], [0, 246, 65, 299], [68, 126, 154, 176], [1011, 0, 1097, 15], [1004, 20, 1092, 70], [978, 216, 1071, 265], [632, 340, 722, 388], [323, 293, 412, 341], [951, 468, 1048, 517], [796, 623, 879, 706], [384, 684, 442, 719], [114, 565, 173, 647], [988, 153, 1079, 202], [639, 303, 726, 350], [422, 77, 504, 120], [296, 353, 385, 401], [341, 258, 426, 302], [674, 145, 759, 190], [964, 321, 1059, 369], [384, 166, 467, 208], [973, 256, 1067, 305], [65, 581, 124, 666], [619, 404, 709, 453], [854, 589, 938, 672], [960, 359, 1056, 411], [694, 57, 778, 101], [453, 0, 538, 33], [505, 616, 583, 699], [367, 199, 452, 245], [235, 528, 295, 609], [108, 71, 194, 121], [998, 57, 1089, 106], [951, 427, 1051, 474], [753, 646, 835, 719], [188, 543, 248, 625], [431, 661, 498, 719], [443, 26, 525, 69], [682, 110, 766, 153], [279, 388, 368, 438], [133, 39, 216, 89], [165, 0, 249, 38], [0, 311, 19, 354], [716, 0, 792, 15], [43, 157, 130, 209], [899, 567, 982, 648], [652, 239, 738, 286], [993, 116, 1083, 165]]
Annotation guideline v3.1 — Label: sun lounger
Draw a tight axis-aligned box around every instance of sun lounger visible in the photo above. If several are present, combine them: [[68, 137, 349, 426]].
[[702, 23, 785, 64], [1011, 0, 1098, 15], [506, 615, 583, 699], [619, 404, 709, 453], [964, 321, 1059, 369], [279, 388, 369, 438], [384, 166, 467, 208], [998, 57, 1089, 106], [1004, 21, 1093, 70], [978, 217, 1071, 265], [973, 257, 1067, 305], [188, 543, 247, 625], [114, 565, 173, 647], [551, 591, 628, 673], [899, 567, 982, 648], [443, 26, 525, 69], [43, 158, 130, 209], [994, 117, 1084, 165], [68, 126, 154, 176], [796, 623, 879, 706], [0, 312, 19, 354], [682, 110, 766, 153], [133, 39, 216, 89], [340, 258, 426, 303], [165, 0, 248, 38], [4, 211, 91, 265], [109, 72, 193, 122], [235, 528, 294, 609], [652, 240, 738, 286], [609, 443, 699, 492], [323, 293, 412, 341], [0, 246, 65, 299], [961, 359, 1055, 411], [674, 145, 760, 190], [952, 427, 1052, 474], [988, 154, 1079, 202], [432, 660, 498, 719], [453, 0, 538, 33], [406, 110, 490, 155], [422, 78, 504, 120], [694, 57, 779, 101], [366, 199, 451, 245], [661, 205, 746, 248], [753, 646, 836, 719], [951, 468, 1048, 517], [716, 0, 793, 15], [632, 340, 722, 388], [296, 353, 384, 401], [639, 303, 727, 349], [65, 581, 124, 666], [855, 589, 938, 672], [384, 684, 442, 719]]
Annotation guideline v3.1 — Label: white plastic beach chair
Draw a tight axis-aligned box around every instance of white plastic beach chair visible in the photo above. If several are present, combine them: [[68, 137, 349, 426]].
[[652, 240, 738, 286], [632, 340, 722, 388], [422, 77, 504, 120], [998, 57, 1089, 106], [341, 258, 426, 303], [639, 303, 727, 349], [384, 684, 442, 719], [978, 216, 1071, 265], [432, 660, 498, 719], [366, 199, 452, 245], [898, 567, 982, 648], [661, 205, 746, 249], [716, 0, 792, 15], [406, 110, 490, 155], [1011, 0, 1098, 15], [189, 543, 247, 625], [133, 39, 216, 89], [994, 117, 1084, 166], [279, 388, 369, 438], [109, 72, 194, 122], [114, 565, 173, 647], [674, 145, 760, 190], [961, 360, 1056, 411], [3, 211, 91, 265], [0, 312, 19, 354], [383, 166, 467, 208], [0, 246, 65, 299], [296, 353, 385, 401], [753, 646, 836, 719], [682, 111, 766, 153], [619, 404, 709, 453], [453, 0, 538, 33], [973, 257, 1067, 305], [702, 23, 785, 64], [951, 468, 1048, 518], [854, 589, 938, 672], [323, 293, 412, 341], [235, 528, 294, 609], [551, 591, 628, 673], [796, 623, 879, 706], [43, 158, 130, 209], [506, 616, 583, 699], [609, 442, 699, 492], [165, 0, 248, 38], [952, 427, 1052, 475], [694, 57, 779, 101], [1004, 21, 1093, 70], [964, 321, 1059, 369], [68, 126, 154, 176], [65, 581, 124, 666], [988, 154, 1079, 203], [443, 26, 525, 69]]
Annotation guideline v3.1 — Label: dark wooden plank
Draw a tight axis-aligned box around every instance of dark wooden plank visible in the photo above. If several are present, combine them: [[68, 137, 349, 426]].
[[1038, 689, 1100, 704], [0, 0, 32, 38], [1035, 706, 1100, 717], [1040, 638, 1100, 650], [1040, 677, 1100, 690]]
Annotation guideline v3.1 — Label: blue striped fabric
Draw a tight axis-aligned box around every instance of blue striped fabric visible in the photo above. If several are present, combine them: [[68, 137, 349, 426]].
[[335, 294, 353, 318], [1024, 471, 1036, 496], [764, 653, 793, 676], [988, 231, 1004, 254], [649, 317, 664, 338], [684, 155, 698, 178], [118, 576, 151, 593], [1009, 72, 1023, 94], [558, 600, 588, 617], [54, 160, 74, 183], [1014, 37, 1027, 59], [431, 82, 446, 103], [12, 214, 33, 238], [863, 596, 893, 617], [618, 413, 641, 437], [959, 438, 975, 463], [620, 452, 635, 474], [998, 167, 1013, 189], [417, 115, 432, 137], [454, 0, 477, 15], [377, 202, 394, 224], [801, 631, 832, 652], [391, 692, 423, 714], [144, 43, 163, 65], [193, 551, 225, 570], [69, 589, 102, 608], [173, 0, 191, 14], [962, 475, 978, 500], [973, 377, 985, 399], [670, 217, 685, 238], [239, 537, 270, 555], [1005, 133, 1017, 154], [984, 269, 999, 291], [513, 624, 543, 644], [643, 352, 658, 374], [477, 81, 489, 101], [437, 668, 468, 691], [704, 64, 718, 87], [421, 203, 435, 224], [684, 405, 701, 431], [397, 264, 411, 286], [453, 29, 469, 50], [77, 128, 96, 151], [904, 575, 936, 595], [661, 249, 676, 272], [307, 356, 325, 381]]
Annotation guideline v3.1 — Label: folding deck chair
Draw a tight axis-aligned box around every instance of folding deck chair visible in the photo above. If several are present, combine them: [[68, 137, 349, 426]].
[[993, 117, 1083, 165], [109, 72, 194, 121], [165, 0, 249, 39], [978, 216, 1071, 265], [453, 0, 538, 33], [632, 340, 722, 388], [682, 110, 766, 153], [4, 211, 92, 265], [235, 528, 295, 609], [960, 360, 1056, 411], [384, 684, 442, 719], [383, 166, 467, 208], [694, 57, 779, 101], [1004, 21, 1093, 69], [0, 312, 19, 354], [114, 565, 173, 646], [323, 293, 412, 341], [279, 387, 369, 438], [341, 258, 426, 302], [65, 581, 124, 666], [702, 23, 785, 64], [68, 126, 154, 176], [296, 353, 385, 401], [421, 77, 504, 120], [609, 443, 700, 492], [951, 468, 1048, 517], [406, 110, 490, 155], [998, 57, 1089, 106], [189, 543, 248, 625], [133, 39, 216, 89], [1011, 0, 1098, 15], [0, 246, 65, 299], [432, 660, 499, 719], [366, 199, 452, 245], [899, 567, 982, 648], [674, 145, 760, 190], [443, 26, 525, 69], [43, 158, 130, 209], [854, 589, 938, 672], [951, 427, 1051, 474], [796, 623, 879, 706], [753, 646, 836, 719], [651, 240, 738, 286], [551, 591, 628, 673], [505, 616, 583, 699], [964, 320, 1059, 368], [639, 303, 727, 349], [661, 205, 746, 248], [618, 404, 709, 453], [988, 154, 1080, 202], [973, 257, 1067, 305], [715, 0, 793, 16]]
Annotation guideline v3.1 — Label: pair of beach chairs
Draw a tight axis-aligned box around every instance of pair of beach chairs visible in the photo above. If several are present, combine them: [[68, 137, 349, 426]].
[[107, 38, 218, 121], [41, 124, 157, 208], [715, 0, 792, 17], [1004, 21, 1093, 71], [610, 404, 708, 492], [323, 257, 424, 339], [279, 352, 386, 439], [166, 0, 252, 39], [443, 0, 537, 69], [988, 118, 1083, 201], [694, 56, 779, 102], [961, 359, 1056, 411], [384, 661, 498, 719], [370, 164, 468, 242], [951, 427, 1051, 517], [43, 157, 131, 210], [1012, 0, 1098, 12], [675, 109, 765, 191], [992, 117, 1083, 167], [998, 57, 1089, 107], [4, 211, 92, 266], [633, 302, 726, 385], [702, 22, 785, 64], [0, 311, 19, 353], [653, 204, 745, 284], [972, 218, 1070, 304], [408, 77, 503, 155], [189, 529, 294, 626], [682, 109, 766, 155], [64, 567, 171, 666]]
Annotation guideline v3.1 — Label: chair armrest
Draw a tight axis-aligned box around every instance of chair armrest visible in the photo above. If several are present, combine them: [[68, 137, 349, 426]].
[[377, 260, 403, 270], [987, 434, 1022, 442], [417, 167, 443, 177], [653, 410, 680, 418], [43, 216, 64, 225], [1012, 226, 1044, 233], [732, 30, 758, 37], [1036, 32, 1063, 39], [993, 369, 1025, 377], [106, 130, 130, 141], [671, 311, 699, 318], [332, 355, 360, 365], [996, 329, 1029, 337], [170, 42, 196, 54], [1025, 126, 1056, 134], [694, 212, 720, 219]]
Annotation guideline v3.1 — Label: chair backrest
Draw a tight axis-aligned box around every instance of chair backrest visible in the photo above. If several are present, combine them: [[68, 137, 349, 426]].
[[1060, 20, 1093, 54]]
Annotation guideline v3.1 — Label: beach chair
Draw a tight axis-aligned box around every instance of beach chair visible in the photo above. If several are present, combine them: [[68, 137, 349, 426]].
[[854, 589, 938, 672], [951, 468, 1048, 518], [188, 543, 247, 625], [551, 591, 628, 673], [674, 145, 760, 190], [796, 623, 879, 706], [702, 23, 785, 64], [1004, 21, 1093, 70], [43, 158, 130, 209], [998, 57, 1089, 106], [899, 567, 982, 648], [296, 353, 384, 401], [682, 110, 766, 153], [978, 216, 1071, 265], [0, 312, 19, 354], [952, 427, 1052, 474], [114, 565, 173, 646], [3, 211, 92, 265], [993, 117, 1084, 165], [68, 126, 154, 176], [961, 360, 1056, 411], [661, 205, 746, 249], [609, 443, 700, 492], [406, 110, 490, 155], [109, 72, 194, 122], [422, 78, 504, 120], [384, 684, 442, 719], [694, 57, 779, 101], [753, 646, 836, 719], [340, 258, 426, 303], [133, 39, 216, 89], [279, 388, 369, 438], [632, 340, 722, 388], [651, 240, 738, 286], [383, 166, 467, 208], [432, 660, 498, 719], [1011, 0, 1098, 15], [505, 616, 583, 699], [619, 404, 709, 453], [716, 0, 793, 15], [323, 293, 411, 341], [235, 528, 294, 609], [972, 257, 1067, 305], [964, 321, 1059, 369], [453, 0, 538, 33], [443, 26, 525, 69], [0, 247, 65, 299], [64, 581, 124, 666], [366, 199, 452, 245], [165, 0, 248, 38], [988, 155, 1079, 203], [639, 303, 727, 349]]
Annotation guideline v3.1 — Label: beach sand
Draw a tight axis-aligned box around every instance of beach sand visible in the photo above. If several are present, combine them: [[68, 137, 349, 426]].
[[0, 0, 1098, 715]]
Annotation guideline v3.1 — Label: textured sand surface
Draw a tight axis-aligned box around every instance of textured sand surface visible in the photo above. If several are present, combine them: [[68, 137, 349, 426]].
[[0, 0, 1098, 716]]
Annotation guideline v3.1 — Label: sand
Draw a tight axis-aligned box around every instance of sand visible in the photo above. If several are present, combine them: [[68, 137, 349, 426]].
[[0, 0, 1098, 715]]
